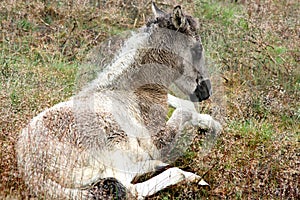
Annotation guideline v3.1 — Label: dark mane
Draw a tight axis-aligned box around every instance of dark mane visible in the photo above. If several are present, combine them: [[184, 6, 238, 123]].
[[146, 5, 200, 41]]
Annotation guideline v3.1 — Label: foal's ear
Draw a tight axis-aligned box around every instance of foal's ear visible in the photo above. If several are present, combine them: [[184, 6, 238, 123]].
[[151, 1, 166, 18], [172, 5, 187, 29]]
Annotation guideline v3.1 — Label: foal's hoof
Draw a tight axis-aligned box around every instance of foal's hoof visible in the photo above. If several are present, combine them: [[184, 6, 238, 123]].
[[198, 179, 209, 186]]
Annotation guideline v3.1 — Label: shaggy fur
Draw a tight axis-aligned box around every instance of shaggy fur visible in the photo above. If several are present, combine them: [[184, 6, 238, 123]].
[[16, 3, 221, 199]]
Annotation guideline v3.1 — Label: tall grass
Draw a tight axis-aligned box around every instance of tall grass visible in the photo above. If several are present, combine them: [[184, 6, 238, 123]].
[[0, 0, 299, 199]]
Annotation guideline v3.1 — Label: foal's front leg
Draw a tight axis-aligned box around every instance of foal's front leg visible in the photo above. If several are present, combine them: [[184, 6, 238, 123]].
[[129, 96, 221, 198], [167, 94, 222, 133], [167, 94, 197, 112]]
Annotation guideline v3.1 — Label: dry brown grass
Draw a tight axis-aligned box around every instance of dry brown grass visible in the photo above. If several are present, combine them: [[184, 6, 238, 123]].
[[0, 0, 299, 199]]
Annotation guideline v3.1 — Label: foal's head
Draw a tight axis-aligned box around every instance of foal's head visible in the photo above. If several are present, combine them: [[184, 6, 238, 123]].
[[145, 2, 212, 102]]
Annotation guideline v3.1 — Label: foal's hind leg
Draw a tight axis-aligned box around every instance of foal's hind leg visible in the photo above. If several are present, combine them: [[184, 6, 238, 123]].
[[131, 167, 207, 199]]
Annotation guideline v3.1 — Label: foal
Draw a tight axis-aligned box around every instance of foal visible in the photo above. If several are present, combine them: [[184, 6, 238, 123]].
[[17, 3, 221, 199]]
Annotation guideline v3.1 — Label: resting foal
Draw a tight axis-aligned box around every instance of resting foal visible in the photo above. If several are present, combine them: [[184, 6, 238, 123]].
[[16, 3, 221, 199]]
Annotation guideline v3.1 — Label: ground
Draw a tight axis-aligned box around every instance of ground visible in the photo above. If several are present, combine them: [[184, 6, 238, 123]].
[[0, 0, 299, 199]]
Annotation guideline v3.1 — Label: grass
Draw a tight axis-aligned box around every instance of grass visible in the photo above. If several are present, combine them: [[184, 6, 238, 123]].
[[0, 0, 299, 199]]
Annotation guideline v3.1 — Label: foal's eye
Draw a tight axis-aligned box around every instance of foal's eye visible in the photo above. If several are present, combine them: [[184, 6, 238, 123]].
[[191, 43, 202, 60], [191, 43, 202, 54]]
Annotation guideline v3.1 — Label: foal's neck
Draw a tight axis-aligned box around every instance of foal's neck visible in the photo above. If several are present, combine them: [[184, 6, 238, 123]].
[[134, 84, 168, 132]]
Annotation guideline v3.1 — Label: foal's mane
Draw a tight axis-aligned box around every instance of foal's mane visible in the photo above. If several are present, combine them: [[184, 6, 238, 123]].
[[79, 30, 150, 93], [147, 5, 200, 41], [80, 4, 201, 95]]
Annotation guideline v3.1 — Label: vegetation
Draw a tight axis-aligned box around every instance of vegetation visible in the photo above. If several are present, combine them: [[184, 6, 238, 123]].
[[0, 0, 299, 199]]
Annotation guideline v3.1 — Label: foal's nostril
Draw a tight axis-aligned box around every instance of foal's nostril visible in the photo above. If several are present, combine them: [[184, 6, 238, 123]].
[[200, 79, 212, 96], [189, 79, 212, 102]]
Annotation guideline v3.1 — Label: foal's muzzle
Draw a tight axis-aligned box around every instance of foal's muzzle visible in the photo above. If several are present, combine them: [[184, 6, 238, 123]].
[[189, 79, 212, 102]]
